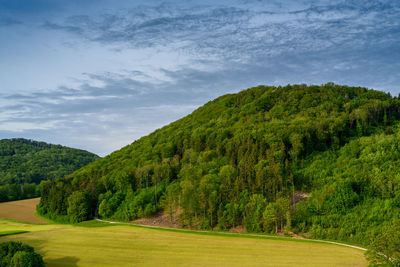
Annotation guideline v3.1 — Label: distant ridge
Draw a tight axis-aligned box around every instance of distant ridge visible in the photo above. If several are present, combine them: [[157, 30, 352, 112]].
[[0, 138, 99, 202]]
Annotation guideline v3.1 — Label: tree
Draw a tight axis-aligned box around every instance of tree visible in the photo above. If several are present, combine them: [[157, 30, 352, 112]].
[[98, 198, 113, 218], [254, 160, 268, 195], [262, 197, 290, 233], [276, 197, 290, 232], [11, 251, 44, 267], [180, 179, 197, 224], [217, 203, 226, 230], [366, 221, 400, 266], [225, 202, 240, 228], [263, 202, 278, 233], [161, 182, 180, 222], [0, 241, 44, 267], [198, 174, 212, 220], [152, 162, 171, 208], [243, 194, 266, 232], [208, 190, 218, 227], [98, 191, 125, 219], [67, 191, 90, 223], [219, 165, 236, 201]]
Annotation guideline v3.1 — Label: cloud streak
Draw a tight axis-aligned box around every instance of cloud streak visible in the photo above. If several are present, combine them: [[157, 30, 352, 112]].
[[43, 1, 400, 61], [0, 17, 21, 27]]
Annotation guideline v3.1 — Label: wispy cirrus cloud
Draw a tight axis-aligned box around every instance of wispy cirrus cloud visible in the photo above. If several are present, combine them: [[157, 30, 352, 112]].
[[0, 16, 21, 27], [42, 1, 400, 61]]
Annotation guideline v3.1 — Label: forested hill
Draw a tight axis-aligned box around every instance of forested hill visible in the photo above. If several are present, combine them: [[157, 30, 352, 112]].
[[39, 84, 400, 247], [0, 138, 99, 202]]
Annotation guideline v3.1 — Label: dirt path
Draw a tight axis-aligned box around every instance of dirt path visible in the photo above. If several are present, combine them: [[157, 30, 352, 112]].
[[94, 218, 367, 252]]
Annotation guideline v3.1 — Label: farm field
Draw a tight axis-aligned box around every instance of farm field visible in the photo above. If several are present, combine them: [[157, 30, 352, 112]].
[[0, 197, 47, 223], [0, 199, 368, 267], [0, 220, 368, 267]]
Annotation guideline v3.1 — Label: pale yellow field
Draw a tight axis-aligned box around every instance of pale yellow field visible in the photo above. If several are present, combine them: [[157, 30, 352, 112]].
[[0, 218, 367, 267], [0, 198, 367, 266]]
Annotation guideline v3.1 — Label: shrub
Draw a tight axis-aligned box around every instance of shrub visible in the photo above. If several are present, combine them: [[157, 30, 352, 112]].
[[0, 241, 44, 267]]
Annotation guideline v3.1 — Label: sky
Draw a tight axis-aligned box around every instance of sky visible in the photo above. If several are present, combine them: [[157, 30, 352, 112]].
[[0, 0, 399, 156]]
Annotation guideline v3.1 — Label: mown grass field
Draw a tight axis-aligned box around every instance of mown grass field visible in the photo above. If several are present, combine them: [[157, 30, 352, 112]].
[[0, 219, 368, 267], [0, 199, 368, 266]]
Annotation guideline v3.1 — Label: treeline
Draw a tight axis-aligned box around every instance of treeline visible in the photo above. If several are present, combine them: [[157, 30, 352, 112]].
[[38, 84, 400, 247], [0, 138, 99, 202], [0, 183, 38, 202]]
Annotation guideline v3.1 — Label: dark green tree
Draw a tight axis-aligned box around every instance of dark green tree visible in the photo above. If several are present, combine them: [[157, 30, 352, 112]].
[[67, 191, 90, 223], [0, 241, 44, 267]]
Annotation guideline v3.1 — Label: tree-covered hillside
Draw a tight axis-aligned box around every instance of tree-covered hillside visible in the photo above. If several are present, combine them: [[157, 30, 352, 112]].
[[38, 84, 400, 247], [0, 138, 99, 202]]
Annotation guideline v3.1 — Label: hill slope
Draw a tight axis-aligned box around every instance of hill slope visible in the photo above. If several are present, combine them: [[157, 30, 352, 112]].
[[38, 84, 400, 246], [0, 138, 99, 202]]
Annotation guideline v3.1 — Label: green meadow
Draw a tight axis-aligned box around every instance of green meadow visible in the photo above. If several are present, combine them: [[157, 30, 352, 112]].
[[0, 218, 367, 266]]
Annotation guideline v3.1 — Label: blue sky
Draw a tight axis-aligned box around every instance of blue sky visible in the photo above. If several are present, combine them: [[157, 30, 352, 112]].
[[1, 0, 399, 156]]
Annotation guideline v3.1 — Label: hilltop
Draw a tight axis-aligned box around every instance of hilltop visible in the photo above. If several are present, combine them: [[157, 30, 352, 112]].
[[0, 138, 99, 202], [38, 83, 400, 247]]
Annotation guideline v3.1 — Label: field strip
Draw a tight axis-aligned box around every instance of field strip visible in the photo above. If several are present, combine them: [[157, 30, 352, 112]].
[[94, 218, 367, 251], [0, 198, 47, 224]]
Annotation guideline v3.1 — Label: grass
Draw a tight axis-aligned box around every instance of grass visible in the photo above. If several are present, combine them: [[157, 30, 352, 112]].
[[0, 218, 367, 267], [0, 199, 368, 266], [0, 230, 29, 237]]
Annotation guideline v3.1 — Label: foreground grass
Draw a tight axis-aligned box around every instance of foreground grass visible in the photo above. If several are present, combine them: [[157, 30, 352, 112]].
[[0, 230, 29, 237], [0, 219, 367, 267]]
